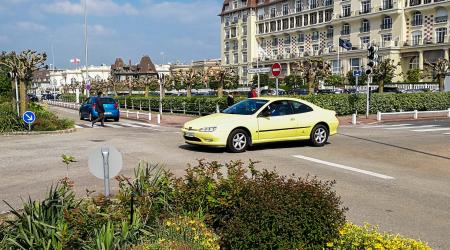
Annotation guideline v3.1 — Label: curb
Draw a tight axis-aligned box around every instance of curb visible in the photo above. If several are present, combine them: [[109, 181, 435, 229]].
[[0, 128, 77, 136]]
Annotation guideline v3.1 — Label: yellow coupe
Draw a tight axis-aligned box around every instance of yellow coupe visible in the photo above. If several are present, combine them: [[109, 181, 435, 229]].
[[182, 97, 339, 153]]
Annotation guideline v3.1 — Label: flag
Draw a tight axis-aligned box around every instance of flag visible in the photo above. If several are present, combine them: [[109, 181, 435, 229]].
[[70, 58, 81, 64], [339, 38, 352, 50]]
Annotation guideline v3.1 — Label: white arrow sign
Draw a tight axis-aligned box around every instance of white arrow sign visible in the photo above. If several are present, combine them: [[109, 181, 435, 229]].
[[248, 67, 271, 74]]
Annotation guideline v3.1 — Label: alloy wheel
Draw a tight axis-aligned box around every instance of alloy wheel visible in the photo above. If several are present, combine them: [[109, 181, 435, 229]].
[[232, 133, 247, 151]]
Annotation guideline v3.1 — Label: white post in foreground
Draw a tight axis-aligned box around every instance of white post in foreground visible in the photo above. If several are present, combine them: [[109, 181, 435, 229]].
[[216, 104, 220, 113], [148, 112, 152, 122], [352, 114, 357, 125], [157, 114, 161, 124], [126, 110, 129, 118], [448, 108, 450, 118], [414, 110, 418, 119], [137, 111, 140, 120], [377, 111, 381, 121]]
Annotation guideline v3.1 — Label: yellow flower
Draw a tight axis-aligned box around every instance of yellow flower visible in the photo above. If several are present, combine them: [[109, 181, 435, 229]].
[[326, 242, 334, 247]]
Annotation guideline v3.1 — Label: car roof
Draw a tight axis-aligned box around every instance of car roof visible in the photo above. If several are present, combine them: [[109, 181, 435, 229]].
[[252, 97, 319, 107]]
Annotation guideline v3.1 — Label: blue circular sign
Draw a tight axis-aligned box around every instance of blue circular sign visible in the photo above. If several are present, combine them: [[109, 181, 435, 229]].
[[22, 111, 36, 124]]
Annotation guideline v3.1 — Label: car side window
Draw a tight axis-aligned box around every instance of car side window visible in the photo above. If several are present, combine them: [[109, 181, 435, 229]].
[[268, 100, 293, 117], [290, 101, 313, 114]]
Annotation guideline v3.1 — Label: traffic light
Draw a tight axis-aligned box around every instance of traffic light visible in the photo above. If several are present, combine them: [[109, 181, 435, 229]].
[[6, 72, 17, 79], [366, 45, 379, 75]]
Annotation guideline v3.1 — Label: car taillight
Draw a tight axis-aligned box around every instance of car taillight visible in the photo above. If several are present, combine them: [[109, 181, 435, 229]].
[[114, 102, 119, 109], [93, 103, 96, 110]]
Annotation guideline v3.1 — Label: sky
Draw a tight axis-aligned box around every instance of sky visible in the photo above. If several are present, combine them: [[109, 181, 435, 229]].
[[0, 0, 223, 69]]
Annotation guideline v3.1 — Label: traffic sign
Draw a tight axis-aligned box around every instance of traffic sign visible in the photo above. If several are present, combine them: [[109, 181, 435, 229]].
[[248, 67, 271, 74], [272, 63, 282, 77], [22, 111, 36, 124], [88, 145, 123, 197], [353, 70, 362, 77]]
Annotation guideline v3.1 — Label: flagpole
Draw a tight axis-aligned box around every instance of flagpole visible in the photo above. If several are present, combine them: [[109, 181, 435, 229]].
[[84, 0, 89, 97], [337, 37, 340, 76]]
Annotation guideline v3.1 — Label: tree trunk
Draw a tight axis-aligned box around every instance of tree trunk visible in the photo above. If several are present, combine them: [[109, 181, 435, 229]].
[[308, 81, 314, 95], [11, 79, 17, 113], [439, 76, 445, 92], [217, 80, 224, 97], [19, 79, 27, 115], [161, 86, 166, 97], [145, 85, 149, 97], [378, 79, 384, 94], [187, 86, 192, 97]]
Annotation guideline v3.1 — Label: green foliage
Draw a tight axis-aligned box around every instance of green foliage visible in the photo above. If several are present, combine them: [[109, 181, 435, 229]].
[[172, 160, 347, 250], [372, 59, 399, 85], [0, 66, 11, 96], [29, 103, 74, 131], [326, 223, 431, 250], [283, 74, 305, 89], [346, 71, 368, 86], [0, 102, 25, 132], [325, 74, 345, 86], [251, 74, 275, 88], [406, 69, 424, 83]]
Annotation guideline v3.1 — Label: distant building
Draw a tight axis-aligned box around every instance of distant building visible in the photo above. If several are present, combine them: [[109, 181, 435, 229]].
[[48, 65, 111, 92], [111, 55, 158, 82], [170, 59, 222, 71], [31, 69, 51, 94]]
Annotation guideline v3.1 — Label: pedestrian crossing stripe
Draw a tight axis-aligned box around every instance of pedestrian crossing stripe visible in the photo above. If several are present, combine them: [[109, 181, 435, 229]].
[[356, 124, 450, 135], [384, 125, 438, 130], [411, 128, 450, 132], [74, 122, 157, 129]]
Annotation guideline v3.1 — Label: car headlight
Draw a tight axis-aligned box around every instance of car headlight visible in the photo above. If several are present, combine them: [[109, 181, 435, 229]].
[[199, 127, 217, 132]]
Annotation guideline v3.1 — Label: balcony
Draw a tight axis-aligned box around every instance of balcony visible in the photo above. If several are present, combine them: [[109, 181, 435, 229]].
[[380, 24, 392, 30], [340, 30, 350, 35], [435, 16, 448, 23], [380, 3, 394, 10], [326, 32, 334, 39], [360, 27, 370, 33], [340, 13, 351, 18], [359, 8, 372, 14]]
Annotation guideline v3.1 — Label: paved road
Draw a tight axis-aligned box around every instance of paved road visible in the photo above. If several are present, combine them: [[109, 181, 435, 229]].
[[1, 106, 449, 249]]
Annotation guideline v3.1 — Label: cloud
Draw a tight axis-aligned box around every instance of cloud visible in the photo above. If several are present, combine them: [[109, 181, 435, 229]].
[[142, 0, 219, 23], [14, 21, 48, 32], [89, 24, 115, 36], [41, 0, 138, 16]]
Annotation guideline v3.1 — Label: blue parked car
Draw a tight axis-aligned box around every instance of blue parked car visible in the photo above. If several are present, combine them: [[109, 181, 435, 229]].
[[79, 96, 120, 122]]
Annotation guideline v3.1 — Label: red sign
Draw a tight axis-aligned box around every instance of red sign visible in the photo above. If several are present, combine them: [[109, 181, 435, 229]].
[[272, 63, 282, 77]]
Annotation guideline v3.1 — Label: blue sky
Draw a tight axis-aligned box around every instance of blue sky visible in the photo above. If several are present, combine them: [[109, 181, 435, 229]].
[[0, 0, 223, 68]]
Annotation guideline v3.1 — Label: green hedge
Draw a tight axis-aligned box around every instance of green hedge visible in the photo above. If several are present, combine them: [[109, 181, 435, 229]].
[[114, 93, 450, 116]]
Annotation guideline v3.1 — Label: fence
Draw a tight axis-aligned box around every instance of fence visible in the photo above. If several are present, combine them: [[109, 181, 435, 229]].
[[377, 109, 450, 121]]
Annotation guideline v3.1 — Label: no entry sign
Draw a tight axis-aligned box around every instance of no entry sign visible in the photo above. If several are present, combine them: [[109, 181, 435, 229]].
[[272, 63, 281, 77]]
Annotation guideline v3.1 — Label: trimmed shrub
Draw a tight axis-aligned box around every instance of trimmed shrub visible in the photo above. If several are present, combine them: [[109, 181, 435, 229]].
[[173, 160, 347, 250], [29, 103, 74, 131], [326, 223, 431, 250]]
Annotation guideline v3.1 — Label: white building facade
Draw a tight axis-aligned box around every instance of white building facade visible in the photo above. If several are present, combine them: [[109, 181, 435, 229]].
[[49, 65, 111, 91]]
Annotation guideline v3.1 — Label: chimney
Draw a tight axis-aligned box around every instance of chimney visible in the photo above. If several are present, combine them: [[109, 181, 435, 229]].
[[129, 59, 132, 66]]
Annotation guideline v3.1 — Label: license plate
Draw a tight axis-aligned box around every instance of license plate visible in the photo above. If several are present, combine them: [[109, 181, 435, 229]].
[[105, 112, 112, 115], [185, 132, 195, 138]]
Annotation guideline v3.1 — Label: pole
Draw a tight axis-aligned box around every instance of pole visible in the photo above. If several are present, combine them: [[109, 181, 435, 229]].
[[14, 76, 19, 116], [159, 75, 163, 118], [355, 75, 358, 116], [101, 147, 110, 197], [257, 57, 260, 97], [275, 77, 279, 96], [337, 44, 340, 76], [84, 0, 89, 97], [366, 75, 371, 118]]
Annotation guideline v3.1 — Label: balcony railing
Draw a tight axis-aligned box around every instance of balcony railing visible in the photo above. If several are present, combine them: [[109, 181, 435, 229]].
[[359, 8, 372, 14], [380, 24, 392, 30], [341, 30, 350, 35], [360, 27, 370, 33], [409, 0, 421, 6], [380, 3, 393, 10], [435, 16, 448, 23], [326, 32, 334, 38], [412, 19, 423, 26]]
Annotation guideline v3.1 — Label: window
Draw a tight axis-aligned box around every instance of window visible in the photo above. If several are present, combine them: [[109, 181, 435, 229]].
[[342, 5, 351, 17], [242, 39, 247, 49], [296, 16, 302, 27], [296, 0, 302, 12], [410, 0, 421, 6], [258, 23, 265, 34], [361, 19, 370, 32], [225, 55, 230, 64], [233, 53, 238, 64], [270, 7, 276, 18], [350, 58, 360, 71], [71, 78, 76, 84], [225, 42, 230, 51], [412, 31, 422, 45], [265, 100, 293, 117], [361, 1, 371, 14], [318, 11, 324, 23], [283, 18, 289, 29], [312, 31, 319, 41], [242, 26, 247, 36], [270, 21, 276, 32], [310, 12, 317, 24], [435, 7, 448, 23], [272, 37, 278, 46], [304, 14, 309, 25], [284, 35, 291, 45], [342, 23, 350, 35], [382, 33, 392, 47], [310, 0, 318, 9], [382, 0, 393, 10], [436, 28, 447, 43], [242, 52, 248, 63], [412, 11, 422, 26], [360, 36, 370, 47], [277, 20, 282, 30], [325, 9, 333, 22], [331, 60, 339, 74], [327, 26, 334, 38], [290, 101, 313, 114], [290, 17, 295, 28], [233, 0, 238, 9], [382, 16, 392, 29], [313, 44, 319, 51], [409, 57, 419, 69], [299, 46, 305, 52], [298, 32, 305, 43], [283, 3, 289, 15]]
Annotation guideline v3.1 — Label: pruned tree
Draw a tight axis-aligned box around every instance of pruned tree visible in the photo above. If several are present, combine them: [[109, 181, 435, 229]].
[[372, 58, 399, 93], [425, 58, 449, 92], [205, 64, 239, 97], [171, 69, 206, 97], [138, 75, 159, 97], [292, 58, 331, 94], [0, 50, 47, 114]]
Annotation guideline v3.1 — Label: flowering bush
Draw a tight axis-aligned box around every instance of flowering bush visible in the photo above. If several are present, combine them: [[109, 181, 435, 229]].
[[140, 217, 220, 250], [326, 223, 431, 250]]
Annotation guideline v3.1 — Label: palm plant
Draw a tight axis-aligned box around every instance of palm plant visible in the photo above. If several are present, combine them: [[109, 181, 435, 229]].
[[292, 58, 331, 94], [0, 50, 47, 115], [425, 58, 449, 92]]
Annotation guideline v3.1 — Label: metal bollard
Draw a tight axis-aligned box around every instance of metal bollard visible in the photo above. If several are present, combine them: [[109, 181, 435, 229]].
[[352, 114, 357, 125], [125, 99, 127, 109], [131, 100, 134, 110], [183, 102, 186, 114], [126, 110, 129, 118], [148, 112, 152, 121], [139, 101, 142, 111], [137, 111, 140, 120], [377, 111, 381, 121], [157, 114, 161, 124], [413, 110, 418, 119], [448, 108, 450, 118], [216, 103, 220, 113]]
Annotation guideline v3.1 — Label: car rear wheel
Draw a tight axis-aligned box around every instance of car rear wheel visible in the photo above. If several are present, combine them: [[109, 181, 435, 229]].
[[227, 129, 249, 153], [79, 112, 84, 120], [114, 117, 120, 122], [310, 124, 329, 147]]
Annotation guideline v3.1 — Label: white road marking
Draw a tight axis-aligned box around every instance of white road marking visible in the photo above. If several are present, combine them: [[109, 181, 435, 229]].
[[132, 122, 160, 128], [361, 124, 412, 128], [75, 125, 83, 129], [104, 124, 122, 128], [292, 155, 395, 180], [444, 133, 450, 135], [384, 125, 439, 130], [411, 128, 450, 132]]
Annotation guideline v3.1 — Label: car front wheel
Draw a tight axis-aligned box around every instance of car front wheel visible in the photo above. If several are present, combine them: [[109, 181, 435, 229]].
[[227, 129, 249, 153], [310, 124, 329, 147]]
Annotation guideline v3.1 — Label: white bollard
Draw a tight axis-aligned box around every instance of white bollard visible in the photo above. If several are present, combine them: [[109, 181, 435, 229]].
[[126, 110, 129, 118], [137, 111, 140, 120], [216, 104, 220, 113], [448, 108, 450, 118], [157, 114, 161, 124], [148, 112, 152, 121], [377, 111, 382, 121], [352, 114, 357, 125], [414, 110, 418, 119]]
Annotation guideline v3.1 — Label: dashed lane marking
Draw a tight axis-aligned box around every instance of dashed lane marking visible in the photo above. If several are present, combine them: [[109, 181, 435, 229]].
[[384, 125, 439, 130], [292, 155, 395, 180], [361, 124, 412, 128], [411, 128, 450, 132]]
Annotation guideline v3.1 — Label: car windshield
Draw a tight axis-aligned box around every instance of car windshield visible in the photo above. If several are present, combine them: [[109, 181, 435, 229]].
[[223, 99, 268, 115]]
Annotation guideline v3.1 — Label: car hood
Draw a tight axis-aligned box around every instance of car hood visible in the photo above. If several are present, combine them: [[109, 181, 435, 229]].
[[183, 113, 247, 130]]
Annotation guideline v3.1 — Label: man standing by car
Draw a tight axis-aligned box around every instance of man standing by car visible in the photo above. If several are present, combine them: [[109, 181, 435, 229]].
[[227, 92, 235, 107], [248, 86, 257, 98], [91, 91, 105, 127]]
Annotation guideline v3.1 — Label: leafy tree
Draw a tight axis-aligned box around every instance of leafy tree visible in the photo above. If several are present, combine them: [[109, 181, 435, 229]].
[[425, 58, 449, 92], [346, 71, 368, 86], [171, 69, 206, 97], [251, 74, 275, 88], [292, 58, 331, 94], [0, 50, 47, 114], [205, 64, 239, 97], [283, 74, 304, 89], [372, 58, 399, 93], [324, 74, 345, 86], [405, 69, 424, 83], [0, 66, 11, 96]]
